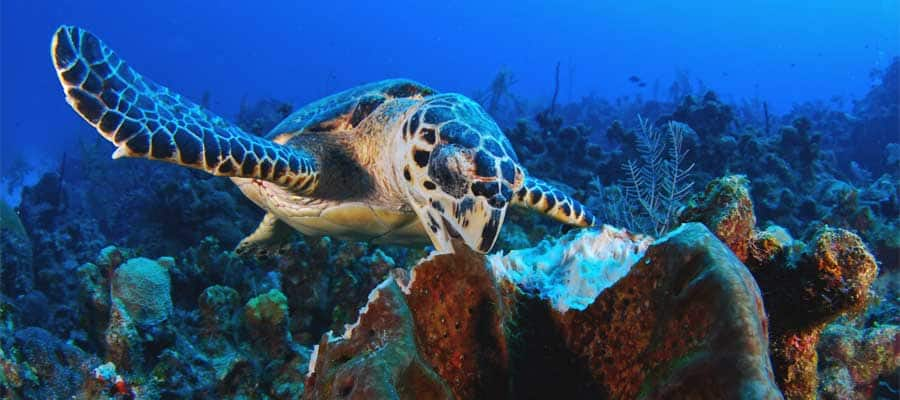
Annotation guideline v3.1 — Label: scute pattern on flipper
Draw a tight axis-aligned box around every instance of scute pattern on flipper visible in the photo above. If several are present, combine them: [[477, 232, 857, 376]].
[[513, 176, 596, 227], [399, 94, 522, 253], [52, 25, 600, 256], [51, 26, 318, 193]]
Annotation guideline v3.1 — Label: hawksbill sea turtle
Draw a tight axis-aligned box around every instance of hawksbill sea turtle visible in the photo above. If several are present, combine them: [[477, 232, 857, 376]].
[[50, 25, 596, 254]]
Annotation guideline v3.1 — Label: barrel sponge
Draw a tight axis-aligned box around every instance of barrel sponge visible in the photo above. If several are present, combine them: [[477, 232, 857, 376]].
[[110, 257, 173, 325]]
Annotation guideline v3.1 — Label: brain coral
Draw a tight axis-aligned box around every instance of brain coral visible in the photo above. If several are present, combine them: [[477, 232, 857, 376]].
[[110, 257, 173, 325]]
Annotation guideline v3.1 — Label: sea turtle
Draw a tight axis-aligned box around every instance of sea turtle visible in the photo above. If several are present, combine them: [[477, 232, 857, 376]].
[[50, 25, 596, 254]]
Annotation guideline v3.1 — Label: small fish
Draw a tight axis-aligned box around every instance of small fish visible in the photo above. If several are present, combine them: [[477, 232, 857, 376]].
[[628, 75, 641, 83], [638, 82, 647, 87]]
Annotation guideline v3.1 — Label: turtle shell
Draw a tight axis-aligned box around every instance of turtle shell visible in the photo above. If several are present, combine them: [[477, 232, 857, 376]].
[[265, 79, 435, 141]]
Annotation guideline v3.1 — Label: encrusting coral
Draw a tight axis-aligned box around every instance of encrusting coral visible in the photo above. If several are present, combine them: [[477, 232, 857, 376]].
[[679, 175, 884, 400], [816, 323, 899, 399]]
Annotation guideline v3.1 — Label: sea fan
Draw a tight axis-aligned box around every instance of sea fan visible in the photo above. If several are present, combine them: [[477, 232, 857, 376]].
[[622, 117, 695, 236]]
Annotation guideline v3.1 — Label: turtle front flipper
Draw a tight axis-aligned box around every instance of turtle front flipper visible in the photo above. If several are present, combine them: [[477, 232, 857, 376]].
[[511, 176, 597, 227], [51, 26, 318, 194]]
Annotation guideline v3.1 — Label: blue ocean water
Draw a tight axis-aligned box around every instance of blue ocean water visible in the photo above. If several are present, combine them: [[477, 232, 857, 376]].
[[2, 1, 897, 174], [2, 2, 900, 398]]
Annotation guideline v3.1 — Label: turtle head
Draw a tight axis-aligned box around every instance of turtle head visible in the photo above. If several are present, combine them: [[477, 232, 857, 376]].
[[396, 94, 524, 254]]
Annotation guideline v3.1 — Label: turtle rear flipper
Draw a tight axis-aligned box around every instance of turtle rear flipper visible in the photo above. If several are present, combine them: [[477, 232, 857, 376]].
[[236, 213, 295, 258], [51, 25, 318, 194]]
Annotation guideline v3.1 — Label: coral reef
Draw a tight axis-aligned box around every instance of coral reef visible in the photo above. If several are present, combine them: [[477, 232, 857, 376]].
[[4, 245, 317, 399], [814, 267, 900, 398], [243, 289, 290, 356], [236, 98, 294, 136], [272, 236, 425, 344], [846, 57, 899, 176], [1, 58, 897, 399], [73, 139, 263, 256], [498, 61, 898, 278], [0, 327, 101, 399], [679, 175, 756, 261], [660, 90, 734, 141], [2, 231, 419, 399], [814, 175, 900, 270], [679, 175, 886, 399], [505, 119, 610, 189]]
